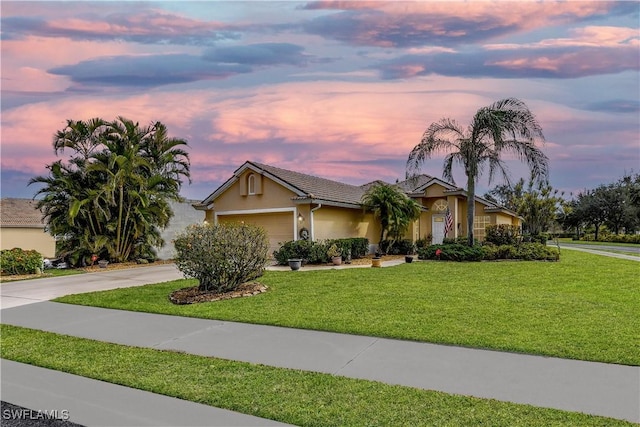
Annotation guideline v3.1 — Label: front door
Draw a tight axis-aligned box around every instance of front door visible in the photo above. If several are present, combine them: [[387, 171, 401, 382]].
[[432, 215, 445, 244]]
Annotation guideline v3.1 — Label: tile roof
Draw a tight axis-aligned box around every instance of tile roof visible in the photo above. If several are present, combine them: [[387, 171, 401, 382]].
[[200, 161, 516, 216], [0, 198, 46, 228], [250, 162, 366, 206]]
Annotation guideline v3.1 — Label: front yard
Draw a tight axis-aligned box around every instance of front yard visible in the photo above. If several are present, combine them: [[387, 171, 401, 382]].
[[55, 250, 640, 365], [3, 249, 638, 425]]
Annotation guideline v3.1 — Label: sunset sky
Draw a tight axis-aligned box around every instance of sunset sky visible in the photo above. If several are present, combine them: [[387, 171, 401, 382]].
[[2, 1, 639, 202]]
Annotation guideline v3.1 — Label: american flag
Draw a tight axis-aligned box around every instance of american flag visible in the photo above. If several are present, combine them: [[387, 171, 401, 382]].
[[444, 206, 453, 236]]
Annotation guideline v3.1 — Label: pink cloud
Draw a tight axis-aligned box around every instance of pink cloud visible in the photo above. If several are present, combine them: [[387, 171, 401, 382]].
[[303, 1, 622, 47]]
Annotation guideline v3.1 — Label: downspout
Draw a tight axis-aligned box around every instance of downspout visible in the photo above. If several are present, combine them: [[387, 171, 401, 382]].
[[310, 202, 322, 241]]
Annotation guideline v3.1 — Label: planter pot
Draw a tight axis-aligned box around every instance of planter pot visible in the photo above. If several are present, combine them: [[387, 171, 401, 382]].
[[332, 256, 342, 266], [405, 256, 414, 263], [371, 257, 382, 268], [98, 260, 109, 268], [288, 259, 302, 271]]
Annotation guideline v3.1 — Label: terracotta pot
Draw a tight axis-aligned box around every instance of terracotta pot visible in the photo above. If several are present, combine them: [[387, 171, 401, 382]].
[[371, 257, 382, 268], [332, 256, 342, 266]]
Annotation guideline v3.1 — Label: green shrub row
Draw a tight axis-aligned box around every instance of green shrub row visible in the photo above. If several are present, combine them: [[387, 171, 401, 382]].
[[379, 239, 416, 255], [581, 234, 640, 244], [418, 242, 559, 262], [1, 248, 44, 275], [274, 238, 369, 265], [481, 243, 559, 261]]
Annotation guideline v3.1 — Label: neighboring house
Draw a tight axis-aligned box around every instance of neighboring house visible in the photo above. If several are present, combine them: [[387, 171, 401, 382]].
[[195, 161, 521, 255], [0, 198, 56, 258], [154, 199, 203, 260]]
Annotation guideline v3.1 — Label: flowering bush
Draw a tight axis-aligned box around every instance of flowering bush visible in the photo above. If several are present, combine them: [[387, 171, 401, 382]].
[[1, 248, 43, 275], [173, 222, 269, 292]]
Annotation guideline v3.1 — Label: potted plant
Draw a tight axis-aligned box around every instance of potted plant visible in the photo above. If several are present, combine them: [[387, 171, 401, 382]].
[[327, 244, 342, 265], [405, 243, 417, 263], [372, 250, 382, 268], [288, 258, 302, 271]]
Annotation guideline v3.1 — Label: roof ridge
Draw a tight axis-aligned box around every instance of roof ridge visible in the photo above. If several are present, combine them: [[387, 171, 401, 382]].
[[250, 161, 364, 190]]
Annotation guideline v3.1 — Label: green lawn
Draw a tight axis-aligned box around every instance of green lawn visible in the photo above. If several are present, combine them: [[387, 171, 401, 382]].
[[56, 250, 640, 365], [1, 325, 633, 427]]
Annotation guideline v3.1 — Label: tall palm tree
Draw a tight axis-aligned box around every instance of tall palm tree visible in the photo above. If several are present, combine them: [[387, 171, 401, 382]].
[[407, 98, 548, 246]]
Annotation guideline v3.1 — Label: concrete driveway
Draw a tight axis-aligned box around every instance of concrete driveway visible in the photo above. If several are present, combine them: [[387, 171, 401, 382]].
[[0, 264, 184, 309]]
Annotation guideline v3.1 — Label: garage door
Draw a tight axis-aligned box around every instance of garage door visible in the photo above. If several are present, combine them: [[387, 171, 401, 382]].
[[217, 212, 294, 256]]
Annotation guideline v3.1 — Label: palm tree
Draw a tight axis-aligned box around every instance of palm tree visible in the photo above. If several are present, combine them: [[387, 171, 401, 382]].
[[361, 183, 421, 250], [53, 118, 107, 159], [407, 98, 548, 246], [31, 116, 191, 265]]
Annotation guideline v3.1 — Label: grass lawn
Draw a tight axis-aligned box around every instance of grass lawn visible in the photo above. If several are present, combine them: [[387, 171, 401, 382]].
[[1, 325, 633, 427], [56, 250, 640, 365]]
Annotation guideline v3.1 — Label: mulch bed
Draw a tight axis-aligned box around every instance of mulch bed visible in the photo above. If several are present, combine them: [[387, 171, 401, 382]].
[[169, 281, 268, 305]]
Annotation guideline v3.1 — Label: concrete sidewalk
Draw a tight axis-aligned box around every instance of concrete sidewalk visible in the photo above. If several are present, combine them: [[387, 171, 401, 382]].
[[3, 301, 639, 424]]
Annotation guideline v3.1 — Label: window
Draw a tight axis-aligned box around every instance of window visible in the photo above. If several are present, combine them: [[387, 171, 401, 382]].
[[247, 174, 256, 195], [473, 215, 491, 240]]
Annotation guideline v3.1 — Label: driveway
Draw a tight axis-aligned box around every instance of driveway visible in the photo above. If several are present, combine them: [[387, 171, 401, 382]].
[[0, 264, 184, 309]]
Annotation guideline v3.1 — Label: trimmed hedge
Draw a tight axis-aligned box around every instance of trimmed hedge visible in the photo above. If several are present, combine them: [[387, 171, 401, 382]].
[[418, 242, 559, 262], [274, 238, 369, 265], [379, 239, 416, 255], [418, 244, 484, 262], [1, 248, 43, 275], [582, 234, 640, 244]]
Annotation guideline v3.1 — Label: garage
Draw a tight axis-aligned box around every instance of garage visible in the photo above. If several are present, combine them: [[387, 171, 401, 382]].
[[217, 211, 295, 256]]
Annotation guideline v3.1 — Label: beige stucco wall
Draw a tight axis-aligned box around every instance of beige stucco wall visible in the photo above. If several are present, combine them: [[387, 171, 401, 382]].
[[212, 171, 298, 214], [410, 194, 522, 241], [1, 227, 56, 258], [312, 207, 380, 243]]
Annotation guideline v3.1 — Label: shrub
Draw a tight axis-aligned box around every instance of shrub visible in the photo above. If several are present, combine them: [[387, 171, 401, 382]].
[[274, 238, 370, 265], [521, 234, 549, 244], [343, 238, 369, 258], [420, 242, 559, 262], [415, 237, 431, 250], [418, 244, 484, 262], [515, 243, 559, 261], [379, 239, 415, 255], [1, 248, 43, 275], [485, 225, 520, 246], [581, 234, 640, 244], [273, 240, 318, 265], [173, 222, 269, 293], [443, 236, 478, 246]]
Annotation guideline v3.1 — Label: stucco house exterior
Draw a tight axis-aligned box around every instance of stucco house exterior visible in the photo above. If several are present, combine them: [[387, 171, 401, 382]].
[[195, 161, 521, 255], [0, 198, 56, 258]]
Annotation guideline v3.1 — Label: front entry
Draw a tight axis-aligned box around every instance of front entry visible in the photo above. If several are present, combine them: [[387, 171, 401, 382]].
[[432, 215, 445, 244]]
